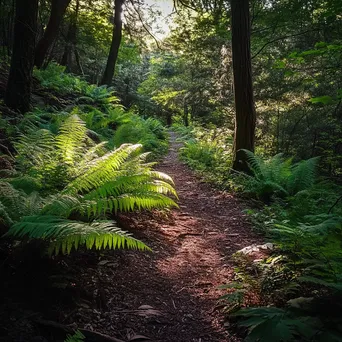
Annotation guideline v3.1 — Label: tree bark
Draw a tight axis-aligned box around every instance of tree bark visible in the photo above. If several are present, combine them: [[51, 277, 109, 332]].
[[34, 0, 71, 68], [60, 0, 79, 72], [101, 0, 124, 86], [231, 0, 256, 172], [5, 0, 39, 113]]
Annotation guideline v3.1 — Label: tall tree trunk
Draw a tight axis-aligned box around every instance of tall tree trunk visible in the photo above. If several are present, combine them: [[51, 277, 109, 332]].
[[231, 0, 256, 172], [61, 0, 79, 72], [34, 0, 71, 68], [101, 0, 124, 86], [5, 0, 39, 113]]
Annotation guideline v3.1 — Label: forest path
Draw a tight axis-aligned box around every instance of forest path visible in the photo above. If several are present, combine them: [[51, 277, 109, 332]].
[[76, 132, 260, 342]]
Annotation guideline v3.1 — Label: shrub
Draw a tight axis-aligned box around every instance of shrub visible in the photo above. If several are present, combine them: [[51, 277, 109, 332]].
[[34, 63, 89, 94], [178, 126, 233, 185], [113, 114, 168, 157]]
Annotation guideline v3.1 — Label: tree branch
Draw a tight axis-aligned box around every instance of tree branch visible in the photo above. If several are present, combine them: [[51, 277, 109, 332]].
[[128, 0, 162, 49], [252, 28, 321, 60]]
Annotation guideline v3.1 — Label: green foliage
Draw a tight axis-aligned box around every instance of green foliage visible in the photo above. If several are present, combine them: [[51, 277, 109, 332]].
[[236, 150, 319, 202], [113, 114, 168, 157], [6, 217, 149, 255], [2, 115, 177, 255], [225, 187, 342, 341], [64, 330, 85, 342], [178, 125, 233, 186], [34, 63, 89, 95], [77, 85, 121, 108], [231, 306, 342, 342]]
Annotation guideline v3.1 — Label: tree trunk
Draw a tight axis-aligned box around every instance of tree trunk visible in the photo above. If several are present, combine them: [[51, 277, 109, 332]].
[[231, 0, 256, 172], [5, 0, 39, 113], [60, 0, 79, 72], [101, 0, 124, 86], [34, 0, 71, 68]]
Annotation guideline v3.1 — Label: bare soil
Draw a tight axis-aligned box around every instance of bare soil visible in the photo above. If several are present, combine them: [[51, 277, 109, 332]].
[[0, 133, 260, 342]]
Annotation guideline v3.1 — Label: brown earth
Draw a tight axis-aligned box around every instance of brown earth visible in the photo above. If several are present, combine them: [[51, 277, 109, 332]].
[[0, 133, 260, 342]]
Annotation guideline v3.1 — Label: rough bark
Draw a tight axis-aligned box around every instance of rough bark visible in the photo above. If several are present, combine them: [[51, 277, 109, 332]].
[[5, 0, 39, 113], [34, 0, 71, 68], [101, 0, 124, 86], [60, 0, 79, 72], [231, 0, 256, 172]]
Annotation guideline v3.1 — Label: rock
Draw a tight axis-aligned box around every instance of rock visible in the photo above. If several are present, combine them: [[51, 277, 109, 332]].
[[237, 243, 274, 255]]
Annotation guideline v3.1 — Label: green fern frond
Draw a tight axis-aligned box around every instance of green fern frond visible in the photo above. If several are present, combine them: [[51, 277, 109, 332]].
[[88, 193, 177, 216], [241, 149, 264, 179], [287, 157, 319, 195], [41, 194, 82, 216], [0, 181, 30, 221], [65, 144, 143, 193], [15, 128, 55, 168], [5, 216, 150, 255], [64, 330, 85, 342], [8, 175, 42, 194], [56, 115, 87, 165]]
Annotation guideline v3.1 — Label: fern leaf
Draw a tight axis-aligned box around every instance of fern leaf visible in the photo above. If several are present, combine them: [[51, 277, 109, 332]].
[[65, 144, 143, 194], [5, 216, 150, 254], [55, 115, 87, 165]]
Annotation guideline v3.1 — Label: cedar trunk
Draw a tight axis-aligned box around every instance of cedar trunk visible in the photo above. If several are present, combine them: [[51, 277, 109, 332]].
[[34, 0, 71, 68], [5, 0, 39, 113], [101, 0, 124, 86], [231, 0, 256, 171]]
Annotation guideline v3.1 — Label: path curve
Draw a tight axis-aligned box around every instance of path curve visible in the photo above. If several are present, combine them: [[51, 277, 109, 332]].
[[67, 132, 259, 342]]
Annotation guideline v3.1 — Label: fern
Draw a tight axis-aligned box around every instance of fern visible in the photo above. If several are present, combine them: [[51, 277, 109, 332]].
[[5, 216, 150, 255], [2, 114, 176, 255], [55, 115, 87, 166], [232, 307, 321, 342], [240, 150, 318, 201], [64, 330, 85, 342], [287, 157, 319, 195]]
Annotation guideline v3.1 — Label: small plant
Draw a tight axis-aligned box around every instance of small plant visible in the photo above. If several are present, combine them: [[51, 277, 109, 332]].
[[77, 85, 121, 108], [64, 330, 85, 342], [178, 125, 232, 185]]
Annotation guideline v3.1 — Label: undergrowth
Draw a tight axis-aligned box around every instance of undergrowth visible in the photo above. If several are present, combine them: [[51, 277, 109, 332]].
[[0, 66, 175, 256], [174, 124, 233, 187], [176, 124, 342, 341]]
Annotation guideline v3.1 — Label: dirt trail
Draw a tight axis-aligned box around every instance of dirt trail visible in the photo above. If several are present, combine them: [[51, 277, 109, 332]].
[[73, 132, 259, 342], [0, 133, 259, 342]]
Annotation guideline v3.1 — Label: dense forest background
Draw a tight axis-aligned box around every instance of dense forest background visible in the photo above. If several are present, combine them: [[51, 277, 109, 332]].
[[1, 0, 342, 341]]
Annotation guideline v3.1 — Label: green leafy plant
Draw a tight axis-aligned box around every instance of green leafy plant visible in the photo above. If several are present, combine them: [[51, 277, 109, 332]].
[[34, 63, 89, 94], [113, 114, 168, 157], [237, 150, 319, 202], [178, 125, 232, 186], [232, 306, 326, 342], [77, 85, 121, 108], [64, 330, 85, 342], [1, 115, 177, 255]]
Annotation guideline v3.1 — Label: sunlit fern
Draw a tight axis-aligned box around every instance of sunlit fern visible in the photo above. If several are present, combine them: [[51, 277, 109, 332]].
[[2, 114, 177, 254], [5, 216, 150, 255]]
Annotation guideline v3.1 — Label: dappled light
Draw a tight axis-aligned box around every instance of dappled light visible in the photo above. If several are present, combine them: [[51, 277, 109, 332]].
[[1, 0, 342, 341]]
